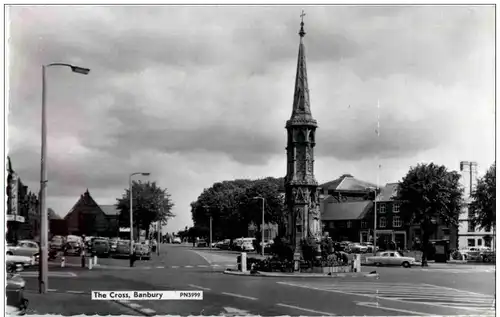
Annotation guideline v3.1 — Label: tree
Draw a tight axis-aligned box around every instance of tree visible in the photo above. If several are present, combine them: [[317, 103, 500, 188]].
[[116, 181, 175, 239], [395, 163, 463, 266], [190, 177, 285, 241], [469, 163, 496, 231]]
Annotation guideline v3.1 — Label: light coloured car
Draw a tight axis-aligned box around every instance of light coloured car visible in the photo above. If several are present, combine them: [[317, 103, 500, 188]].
[[348, 243, 368, 253], [173, 237, 182, 244], [7, 240, 39, 257], [241, 241, 255, 252], [6, 254, 35, 268], [366, 251, 416, 268]]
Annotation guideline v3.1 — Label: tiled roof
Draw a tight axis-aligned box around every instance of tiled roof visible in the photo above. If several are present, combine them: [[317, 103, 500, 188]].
[[320, 174, 376, 192], [322, 201, 373, 221], [378, 183, 399, 201], [99, 205, 120, 216]]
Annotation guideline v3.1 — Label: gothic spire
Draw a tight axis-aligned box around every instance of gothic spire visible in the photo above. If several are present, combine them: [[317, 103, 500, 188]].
[[288, 11, 317, 127]]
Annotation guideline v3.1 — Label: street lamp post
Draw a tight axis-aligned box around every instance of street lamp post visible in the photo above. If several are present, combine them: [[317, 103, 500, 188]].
[[39, 63, 90, 294], [366, 187, 378, 255], [129, 172, 150, 267], [253, 197, 265, 257]]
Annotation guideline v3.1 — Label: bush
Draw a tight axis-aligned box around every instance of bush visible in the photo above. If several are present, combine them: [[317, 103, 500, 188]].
[[270, 236, 294, 261], [301, 237, 317, 264]]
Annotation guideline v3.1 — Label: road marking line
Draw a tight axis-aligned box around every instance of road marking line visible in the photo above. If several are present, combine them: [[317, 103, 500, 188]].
[[276, 303, 335, 315], [48, 289, 57, 292], [420, 283, 493, 296], [127, 303, 142, 308], [225, 264, 233, 267], [197, 265, 208, 267], [212, 264, 220, 267], [223, 307, 251, 315], [221, 292, 258, 301], [156, 266, 165, 269], [185, 265, 193, 268], [279, 282, 493, 313], [66, 290, 85, 294], [356, 301, 432, 316], [188, 284, 211, 291], [171, 266, 179, 268], [140, 308, 156, 314]]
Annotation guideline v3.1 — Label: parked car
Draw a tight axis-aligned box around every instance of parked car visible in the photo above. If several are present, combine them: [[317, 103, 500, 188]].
[[113, 240, 131, 258], [348, 243, 369, 254], [197, 239, 208, 247], [218, 239, 231, 250], [366, 251, 416, 268], [6, 262, 29, 314], [49, 236, 65, 251], [173, 237, 182, 244], [109, 238, 119, 254], [134, 243, 151, 260], [91, 239, 110, 257], [63, 241, 82, 256], [7, 240, 39, 258], [240, 241, 255, 252], [6, 254, 35, 268]]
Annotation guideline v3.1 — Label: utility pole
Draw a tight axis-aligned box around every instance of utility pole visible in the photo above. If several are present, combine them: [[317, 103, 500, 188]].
[[157, 220, 161, 256], [373, 99, 381, 256], [209, 215, 213, 251]]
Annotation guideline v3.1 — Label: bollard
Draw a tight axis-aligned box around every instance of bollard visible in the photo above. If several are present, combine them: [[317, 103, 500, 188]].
[[94, 255, 98, 266], [61, 256, 66, 268], [241, 252, 247, 273], [88, 257, 93, 270], [81, 255, 86, 268], [355, 254, 361, 272]]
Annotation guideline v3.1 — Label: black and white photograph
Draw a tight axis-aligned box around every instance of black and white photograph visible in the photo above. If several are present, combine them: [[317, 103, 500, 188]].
[[4, 4, 496, 316]]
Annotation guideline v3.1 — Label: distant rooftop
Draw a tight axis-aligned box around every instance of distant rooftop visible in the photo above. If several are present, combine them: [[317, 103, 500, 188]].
[[320, 174, 377, 192]]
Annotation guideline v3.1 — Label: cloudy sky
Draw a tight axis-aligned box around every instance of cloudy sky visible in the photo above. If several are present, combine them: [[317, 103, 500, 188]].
[[7, 5, 495, 233]]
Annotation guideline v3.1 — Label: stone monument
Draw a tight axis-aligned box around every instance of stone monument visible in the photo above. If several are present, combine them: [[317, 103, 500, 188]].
[[284, 12, 321, 270]]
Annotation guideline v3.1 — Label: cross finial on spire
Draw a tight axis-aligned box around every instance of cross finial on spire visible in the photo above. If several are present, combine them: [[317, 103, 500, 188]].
[[299, 10, 306, 37]]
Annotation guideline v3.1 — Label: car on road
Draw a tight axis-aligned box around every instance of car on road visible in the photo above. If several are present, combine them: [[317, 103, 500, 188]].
[[7, 240, 39, 258], [6, 254, 35, 268], [109, 238, 119, 254], [113, 240, 131, 258], [366, 251, 416, 268], [63, 241, 82, 256], [218, 239, 231, 250], [173, 237, 182, 244], [91, 239, 110, 257], [196, 239, 208, 247], [49, 236, 65, 251], [240, 241, 255, 252], [134, 243, 151, 260], [348, 243, 368, 253]]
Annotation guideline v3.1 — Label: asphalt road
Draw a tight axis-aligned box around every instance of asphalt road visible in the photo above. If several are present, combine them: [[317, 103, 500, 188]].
[[24, 244, 495, 316]]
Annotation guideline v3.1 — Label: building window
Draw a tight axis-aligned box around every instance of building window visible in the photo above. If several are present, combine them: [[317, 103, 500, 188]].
[[361, 220, 368, 229], [468, 219, 475, 232], [477, 239, 482, 246], [393, 203, 400, 213], [393, 216, 402, 227], [347, 221, 352, 228], [467, 239, 475, 247], [329, 221, 335, 229], [379, 204, 386, 214], [379, 217, 386, 228]]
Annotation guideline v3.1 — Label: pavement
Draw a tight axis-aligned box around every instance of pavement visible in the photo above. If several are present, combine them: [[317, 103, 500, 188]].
[[23, 243, 496, 316]]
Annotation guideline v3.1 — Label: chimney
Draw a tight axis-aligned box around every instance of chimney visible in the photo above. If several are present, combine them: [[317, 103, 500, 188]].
[[470, 161, 478, 193], [460, 161, 471, 197]]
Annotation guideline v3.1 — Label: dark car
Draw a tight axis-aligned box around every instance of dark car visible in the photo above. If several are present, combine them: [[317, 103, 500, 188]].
[[196, 239, 208, 247], [63, 241, 82, 256], [113, 240, 131, 258], [92, 239, 110, 257], [49, 236, 65, 251]]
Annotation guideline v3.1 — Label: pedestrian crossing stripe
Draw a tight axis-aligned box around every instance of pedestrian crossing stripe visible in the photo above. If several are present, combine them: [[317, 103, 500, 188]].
[[278, 281, 495, 312], [421, 268, 494, 273]]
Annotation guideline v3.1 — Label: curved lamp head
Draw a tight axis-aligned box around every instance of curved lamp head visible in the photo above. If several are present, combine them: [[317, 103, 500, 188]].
[[141, 173, 151, 176], [70, 66, 90, 75]]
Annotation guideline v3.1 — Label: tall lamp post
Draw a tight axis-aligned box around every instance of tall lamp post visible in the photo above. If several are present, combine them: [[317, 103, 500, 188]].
[[366, 187, 378, 255], [39, 63, 90, 294], [253, 197, 265, 257], [129, 172, 150, 267]]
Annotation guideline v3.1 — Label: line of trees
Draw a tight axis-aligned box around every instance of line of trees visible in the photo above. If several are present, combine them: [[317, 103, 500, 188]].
[[189, 177, 286, 242]]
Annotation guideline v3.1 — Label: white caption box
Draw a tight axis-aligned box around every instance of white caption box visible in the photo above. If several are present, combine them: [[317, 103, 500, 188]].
[[91, 290, 203, 300]]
